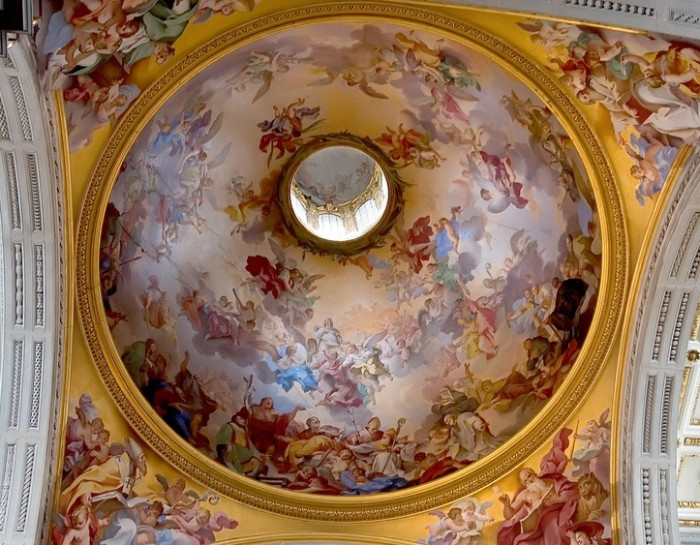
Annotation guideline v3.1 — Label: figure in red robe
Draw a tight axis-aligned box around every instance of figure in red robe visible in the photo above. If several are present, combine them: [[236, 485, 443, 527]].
[[497, 428, 579, 545]]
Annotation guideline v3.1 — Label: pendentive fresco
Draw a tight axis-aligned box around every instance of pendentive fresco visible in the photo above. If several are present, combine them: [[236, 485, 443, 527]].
[[53, 392, 611, 543]]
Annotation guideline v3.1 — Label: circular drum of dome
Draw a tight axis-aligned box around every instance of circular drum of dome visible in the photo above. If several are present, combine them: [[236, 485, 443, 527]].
[[75, 3, 628, 521]]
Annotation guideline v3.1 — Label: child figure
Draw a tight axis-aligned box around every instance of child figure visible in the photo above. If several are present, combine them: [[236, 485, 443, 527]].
[[86, 429, 111, 467], [460, 498, 493, 532], [59, 502, 110, 545], [61, 505, 92, 545]]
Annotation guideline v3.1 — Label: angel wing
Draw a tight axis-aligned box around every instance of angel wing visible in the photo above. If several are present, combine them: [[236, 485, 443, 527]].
[[478, 500, 494, 513], [184, 489, 201, 500], [156, 473, 170, 491], [207, 511, 239, 531], [312, 69, 340, 86], [268, 238, 296, 268], [624, 143, 644, 161], [516, 20, 543, 32], [509, 229, 527, 255], [205, 142, 231, 172], [428, 509, 448, 518], [52, 512, 68, 534], [199, 112, 224, 147], [598, 408, 611, 428], [302, 273, 325, 291], [253, 72, 274, 102], [404, 48, 420, 71], [486, 196, 513, 214], [363, 330, 388, 350], [223, 205, 243, 223], [227, 56, 259, 87], [461, 154, 491, 191], [182, 91, 213, 118], [359, 79, 389, 99], [108, 442, 125, 456]]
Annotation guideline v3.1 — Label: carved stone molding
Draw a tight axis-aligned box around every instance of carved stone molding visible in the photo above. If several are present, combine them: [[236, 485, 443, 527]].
[[618, 147, 700, 545], [438, 0, 700, 39], [0, 37, 66, 545]]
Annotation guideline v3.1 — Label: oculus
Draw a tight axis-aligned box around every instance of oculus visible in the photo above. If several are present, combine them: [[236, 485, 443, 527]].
[[279, 135, 402, 254]]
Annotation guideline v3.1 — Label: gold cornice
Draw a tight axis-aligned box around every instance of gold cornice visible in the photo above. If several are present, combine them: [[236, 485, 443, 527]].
[[223, 533, 420, 545], [681, 365, 693, 411], [403, 0, 647, 36], [692, 301, 700, 341], [74, 1, 628, 521], [52, 90, 76, 520]]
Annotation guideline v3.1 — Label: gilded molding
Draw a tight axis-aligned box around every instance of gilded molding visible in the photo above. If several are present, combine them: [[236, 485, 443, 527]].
[[681, 365, 692, 410], [692, 302, 700, 340], [74, 1, 628, 520]]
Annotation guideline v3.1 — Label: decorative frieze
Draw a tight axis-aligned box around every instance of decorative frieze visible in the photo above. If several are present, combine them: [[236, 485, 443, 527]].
[[564, 0, 656, 17], [15, 443, 35, 532], [9, 340, 23, 429], [0, 444, 16, 532], [8, 76, 31, 141], [34, 245, 43, 328], [27, 153, 41, 232], [3, 151, 20, 230]]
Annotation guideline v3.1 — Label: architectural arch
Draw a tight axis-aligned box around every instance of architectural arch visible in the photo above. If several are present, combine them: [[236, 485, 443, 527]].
[[618, 148, 700, 545], [0, 38, 66, 545]]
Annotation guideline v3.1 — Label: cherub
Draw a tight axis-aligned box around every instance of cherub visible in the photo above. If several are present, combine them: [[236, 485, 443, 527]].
[[257, 98, 323, 166], [59, 505, 94, 545], [457, 498, 494, 535], [423, 498, 493, 545], [86, 429, 111, 467], [516, 20, 573, 54], [53, 501, 111, 545], [463, 149, 528, 214], [227, 50, 302, 102], [133, 501, 166, 545], [155, 474, 199, 509], [165, 507, 237, 543]]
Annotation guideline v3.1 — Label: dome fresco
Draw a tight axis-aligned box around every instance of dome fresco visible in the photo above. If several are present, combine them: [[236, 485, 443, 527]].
[[99, 20, 602, 495]]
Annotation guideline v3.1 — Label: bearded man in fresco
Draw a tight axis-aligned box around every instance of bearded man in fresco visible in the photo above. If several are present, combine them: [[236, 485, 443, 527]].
[[248, 397, 304, 459], [281, 416, 340, 472], [497, 429, 580, 545]]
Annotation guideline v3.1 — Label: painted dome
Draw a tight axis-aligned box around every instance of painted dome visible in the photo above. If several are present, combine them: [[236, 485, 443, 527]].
[[98, 18, 603, 498]]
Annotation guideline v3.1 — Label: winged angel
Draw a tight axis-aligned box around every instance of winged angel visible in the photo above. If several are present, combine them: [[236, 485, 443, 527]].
[[226, 50, 306, 102], [80, 474, 235, 545], [421, 499, 494, 545], [461, 149, 528, 214]]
